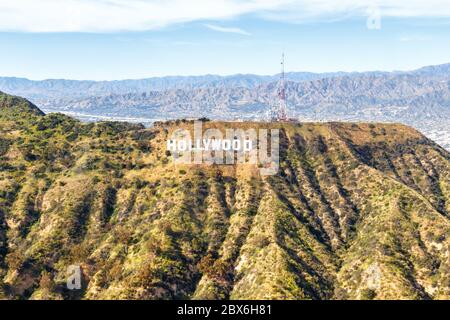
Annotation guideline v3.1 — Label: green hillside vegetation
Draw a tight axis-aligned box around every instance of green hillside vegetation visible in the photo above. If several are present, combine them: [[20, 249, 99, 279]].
[[0, 91, 449, 300]]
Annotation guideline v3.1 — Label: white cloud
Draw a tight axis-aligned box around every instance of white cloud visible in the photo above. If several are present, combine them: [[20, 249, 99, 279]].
[[0, 0, 287, 32], [399, 35, 432, 42], [0, 0, 450, 33], [261, 0, 450, 23], [204, 24, 251, 36]]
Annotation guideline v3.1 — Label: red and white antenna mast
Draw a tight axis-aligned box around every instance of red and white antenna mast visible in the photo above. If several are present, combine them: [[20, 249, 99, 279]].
[[277, 52, 288, 121]]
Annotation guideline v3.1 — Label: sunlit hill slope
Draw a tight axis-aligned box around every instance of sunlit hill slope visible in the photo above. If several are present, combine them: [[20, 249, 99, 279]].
[[0, 91, 449, 300]]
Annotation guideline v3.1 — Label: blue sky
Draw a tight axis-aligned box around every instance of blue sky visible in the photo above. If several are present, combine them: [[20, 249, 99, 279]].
[[0, 0, 450, 80]]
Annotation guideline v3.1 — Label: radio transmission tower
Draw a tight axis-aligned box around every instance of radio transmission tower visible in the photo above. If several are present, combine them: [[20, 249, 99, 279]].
[[277, 52, 288, 121], [267, 53, 288, 121]]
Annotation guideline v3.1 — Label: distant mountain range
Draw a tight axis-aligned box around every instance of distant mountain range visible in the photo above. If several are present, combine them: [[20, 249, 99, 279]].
[[1, 63, 450, 100], [1, 63, 449, 150], [0, 72, 368, 100]]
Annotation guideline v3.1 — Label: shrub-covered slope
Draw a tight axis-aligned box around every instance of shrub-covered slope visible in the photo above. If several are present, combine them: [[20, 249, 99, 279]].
[[0, 92, 449, 300]]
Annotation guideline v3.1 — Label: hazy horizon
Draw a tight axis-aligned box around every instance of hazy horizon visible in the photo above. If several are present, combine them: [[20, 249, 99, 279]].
[[1, 61, 449, 82]]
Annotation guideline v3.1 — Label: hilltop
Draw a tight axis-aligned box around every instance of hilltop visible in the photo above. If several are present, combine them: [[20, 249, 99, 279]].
[[0, 93, 449, 300], [0, 91, 44, 117]]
